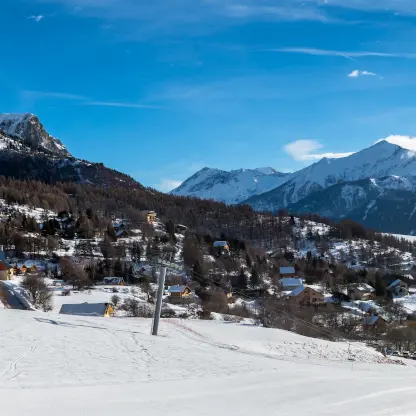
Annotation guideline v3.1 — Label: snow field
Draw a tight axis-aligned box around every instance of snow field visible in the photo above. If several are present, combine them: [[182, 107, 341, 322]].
[[1, 311, 416, 416]]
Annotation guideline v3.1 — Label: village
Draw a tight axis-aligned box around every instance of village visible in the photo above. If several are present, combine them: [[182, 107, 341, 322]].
[[0, 197, 416, 357]]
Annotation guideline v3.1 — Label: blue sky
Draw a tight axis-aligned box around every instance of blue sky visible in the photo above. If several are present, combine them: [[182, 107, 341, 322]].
[[2, 0, 416, 191]]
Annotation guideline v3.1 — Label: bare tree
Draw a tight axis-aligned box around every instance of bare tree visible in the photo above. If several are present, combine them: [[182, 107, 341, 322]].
[[111, 294, 121, 308], [21, 275, 53, 311]]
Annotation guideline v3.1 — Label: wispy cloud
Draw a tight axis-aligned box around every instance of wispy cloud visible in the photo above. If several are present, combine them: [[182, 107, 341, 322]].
[[20, 90, 161, 110], [21, 90, 86, 100], [84, 101, 162, 109], [348, 69, 377, 78], [375, 135, 416, 151], [28, 15, 44, 23], [271, 47, 416, 60], [284, 140, 355, 161], [154, 178, 183, 192]]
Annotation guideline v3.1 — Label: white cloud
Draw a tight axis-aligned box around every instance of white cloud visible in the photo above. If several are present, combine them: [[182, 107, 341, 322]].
[[284, 140, 355, 161], [273, 48, 416, 60], [84, 101, 162, 109], [28, 15, 44, 22], [375, 135, 416, 151], [154, 179, 183, 192], [348, 70, 377, 78]]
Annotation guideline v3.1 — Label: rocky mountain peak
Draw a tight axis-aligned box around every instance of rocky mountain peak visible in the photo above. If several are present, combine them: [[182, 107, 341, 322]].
[[0, 113, 71, 157]]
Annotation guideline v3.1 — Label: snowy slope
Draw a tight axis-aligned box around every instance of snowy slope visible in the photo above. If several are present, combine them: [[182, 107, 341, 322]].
[[245, 141, 416, 210], [0, 113, 70, 157], [1, 311, 416, 416], [171, 167, 288, 204]]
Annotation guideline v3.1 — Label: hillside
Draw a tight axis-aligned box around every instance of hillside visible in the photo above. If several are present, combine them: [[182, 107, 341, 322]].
[[1, 310, 416, 416]]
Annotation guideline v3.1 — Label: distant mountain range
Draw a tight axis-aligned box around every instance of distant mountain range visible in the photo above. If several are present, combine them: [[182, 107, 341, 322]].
[[171, 141, 416, 234], [0, 113, 141, 188], [170, 167, 289, 204]]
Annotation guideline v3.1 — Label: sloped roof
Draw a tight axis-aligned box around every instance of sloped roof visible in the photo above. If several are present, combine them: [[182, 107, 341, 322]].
[[168, 285, 189, 293], [289, 285, 306, 297], [387, 279, 403, 290], [59, 303, 110, 317], [355, 283, 375, 293], [280, 266, 295, 275], [213, 241, 228, 247], [361, 315, 385, 325], [280, 278, 303, 288]]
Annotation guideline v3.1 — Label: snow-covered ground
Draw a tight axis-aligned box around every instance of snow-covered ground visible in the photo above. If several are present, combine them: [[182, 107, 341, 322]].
[[1, 311, 416, 416]]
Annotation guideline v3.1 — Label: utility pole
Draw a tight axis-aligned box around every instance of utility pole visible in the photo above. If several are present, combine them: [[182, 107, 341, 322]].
[[151, 267, 167, 336]]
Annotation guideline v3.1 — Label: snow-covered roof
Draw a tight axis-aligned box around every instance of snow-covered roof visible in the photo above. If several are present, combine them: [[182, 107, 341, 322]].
[[280, 278, 303, 288], [387, 279, 403, 290], [361, 315, 383, 325], [355, 283, 375, 293], [168, 285, 189, 293], [289, 285, 306, 297], [280, 266, 295, 275], [213, 241, 228, 247], [59, 303, 110, 317]]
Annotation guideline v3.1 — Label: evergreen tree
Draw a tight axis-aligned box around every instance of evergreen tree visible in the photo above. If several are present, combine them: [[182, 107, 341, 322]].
[[250, 265, 261, 288]]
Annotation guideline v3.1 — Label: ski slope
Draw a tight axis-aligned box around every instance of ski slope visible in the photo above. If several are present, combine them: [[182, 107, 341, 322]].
[[1, 310, 416, 416]]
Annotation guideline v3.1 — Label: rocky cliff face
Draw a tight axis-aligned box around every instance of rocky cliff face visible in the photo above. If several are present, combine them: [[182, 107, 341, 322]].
[[0, 113, 70, 157]]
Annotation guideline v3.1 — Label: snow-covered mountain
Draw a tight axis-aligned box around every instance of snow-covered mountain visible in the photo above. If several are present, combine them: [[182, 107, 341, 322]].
[[244, 140, 416, 210], [0, 113, 70, 157], [170, 167, 288, 204], [0, 113, 142, 189], [287, 176, 416, 234]]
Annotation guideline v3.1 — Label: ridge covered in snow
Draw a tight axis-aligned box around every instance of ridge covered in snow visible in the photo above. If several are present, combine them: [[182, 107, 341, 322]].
[[170, 167, 288, 204]]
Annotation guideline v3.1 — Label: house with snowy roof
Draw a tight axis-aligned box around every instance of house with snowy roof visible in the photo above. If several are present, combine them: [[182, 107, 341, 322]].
[[279, 266, 296, 278], [59, 303, 114, 318], [347, 283, 375, 301], [167, 285, 192, 304], [386, 279, 408, 297], [289, 286, 324, 306], [280, 277, 303, 291], [361, 315, 387, 330]]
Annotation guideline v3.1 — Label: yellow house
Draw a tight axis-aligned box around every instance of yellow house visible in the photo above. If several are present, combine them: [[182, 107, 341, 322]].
[[24, 262, 38, 273], [0, 261, 14, 281], [146, 211, 157, 224], [59, 303, 114, 317]]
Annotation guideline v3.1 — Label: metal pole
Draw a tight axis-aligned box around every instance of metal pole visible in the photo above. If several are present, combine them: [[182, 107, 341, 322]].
[[152, 267, 166, 336]]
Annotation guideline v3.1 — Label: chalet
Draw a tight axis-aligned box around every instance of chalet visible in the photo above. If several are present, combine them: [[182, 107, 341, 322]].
[[280, 277, 303, 291], [289, 286, 324, 306], [279, 266, 296, 279], [145, 211, 157, 225], [213, 241, 230, 251], [361, 315, 387, 330], [14, 262, 27, 274], [167, 285, 192, 304], [103, 277, 125, 285], [347, 283, 375, 301], [24, 261, 38, 273], [0, 260, 14, 281], [59, 303, 114, 317], [213, 241, 230, 256], [386, 279, 408, 297]]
